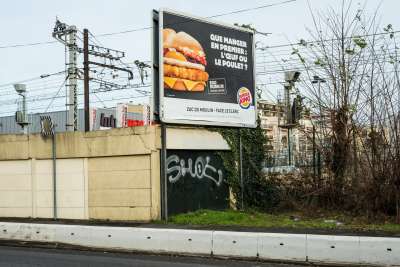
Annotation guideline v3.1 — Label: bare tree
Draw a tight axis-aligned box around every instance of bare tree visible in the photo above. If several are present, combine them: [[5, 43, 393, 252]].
[[289, 0, 400, 219]]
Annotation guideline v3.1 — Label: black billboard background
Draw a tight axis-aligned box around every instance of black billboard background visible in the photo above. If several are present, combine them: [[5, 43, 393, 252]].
[[162, 11, 255, 105], [166, 150, 229, 215]]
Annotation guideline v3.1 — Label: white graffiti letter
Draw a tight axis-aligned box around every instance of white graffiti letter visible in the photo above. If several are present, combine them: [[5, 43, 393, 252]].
[[166, 155, 182, 183], [166, 154, 224, 187]]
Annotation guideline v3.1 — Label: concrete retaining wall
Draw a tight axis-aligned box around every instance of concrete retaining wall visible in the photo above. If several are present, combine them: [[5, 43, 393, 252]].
[[0, 126, 161, 221], [0, 126, 229, 221], [88, 155, 156, 221], [0, 158, 87, 219]]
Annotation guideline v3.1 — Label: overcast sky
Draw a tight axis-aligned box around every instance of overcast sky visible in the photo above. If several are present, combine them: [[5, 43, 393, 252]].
[[0, 0, 398, 111]]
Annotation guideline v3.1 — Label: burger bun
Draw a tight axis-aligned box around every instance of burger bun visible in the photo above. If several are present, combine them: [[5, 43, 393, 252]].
[[170, 31, 204, 54], [163, 28, 176, 46]]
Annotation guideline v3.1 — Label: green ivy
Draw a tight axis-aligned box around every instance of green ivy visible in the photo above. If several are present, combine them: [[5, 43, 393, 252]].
[[215, 119, 280, 211]]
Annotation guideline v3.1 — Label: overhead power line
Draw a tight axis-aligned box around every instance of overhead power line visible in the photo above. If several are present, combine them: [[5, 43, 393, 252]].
[[97, 0, 296, 37], [0, 40, 57, 49], [0, 0, 296, 49], [0, 70, 66, 89], [0, 85, 151, 115], [208, 0, 296, 18], [44, 78, 68, 112], [257, 30, 400, 50]]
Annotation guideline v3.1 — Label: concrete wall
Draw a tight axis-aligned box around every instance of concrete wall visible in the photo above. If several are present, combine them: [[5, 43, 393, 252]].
[[0, 158, 88, 219], [35, 159, 87, 219], [0, 126, 161, 221], [166, 127, 229, 150], [88, 155, 158, 221], [0, 160, 32, 217], [0, 125, 229, 221]]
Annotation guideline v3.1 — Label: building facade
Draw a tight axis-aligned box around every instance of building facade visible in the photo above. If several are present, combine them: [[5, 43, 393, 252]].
[[257, 100, 314, 168], [0, 104, 152, 135]]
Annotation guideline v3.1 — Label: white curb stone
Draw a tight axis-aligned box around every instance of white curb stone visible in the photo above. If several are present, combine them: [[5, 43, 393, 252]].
[[258, 233, 307, 262], [0, 222, 400, 266], [359, 236, 400, 266], [212, 231, 258, 258], [307, 234, 360, 264], [165, 229, 213, 255]]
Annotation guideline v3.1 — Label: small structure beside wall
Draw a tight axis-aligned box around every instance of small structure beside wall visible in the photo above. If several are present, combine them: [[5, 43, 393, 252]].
[[165, 127, 231, 215]]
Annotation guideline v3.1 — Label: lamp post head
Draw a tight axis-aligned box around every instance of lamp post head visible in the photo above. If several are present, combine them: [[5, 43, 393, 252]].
[[312, 75, 326, 84], [284, 71, 301, 83], [13, 84, 26, 95]]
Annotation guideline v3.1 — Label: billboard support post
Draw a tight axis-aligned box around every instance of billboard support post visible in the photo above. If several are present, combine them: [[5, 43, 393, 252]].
[[239, 129, 244, 210], [153, 10, 168, 220], [160, 123, 168, 221], [152, 10, 160, 122]]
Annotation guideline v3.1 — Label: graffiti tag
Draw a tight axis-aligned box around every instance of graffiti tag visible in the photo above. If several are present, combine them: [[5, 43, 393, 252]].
[[166, 154, 223, 186]]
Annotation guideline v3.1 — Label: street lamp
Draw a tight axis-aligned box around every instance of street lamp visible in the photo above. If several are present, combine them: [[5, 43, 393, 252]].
[[311, 76, 326, 99], [311, 75, 326, 122], [285, 71, 301, 84], [284, 71, 301, 125], [311, 76, 326, 181], [311, 75, 325, 83], [283, 71, 301, 166], [311, 75, 326, 85], [13, 83, 29, 132]]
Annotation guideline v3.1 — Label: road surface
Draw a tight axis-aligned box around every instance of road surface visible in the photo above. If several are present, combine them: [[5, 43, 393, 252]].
[[0, 244, 304, 267]]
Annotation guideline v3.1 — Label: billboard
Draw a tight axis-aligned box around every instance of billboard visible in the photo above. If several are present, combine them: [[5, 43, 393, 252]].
[[89, 107, 116, 131], [116, 104, 151, 127], [89, 104, 151, 131], [158, 9, 256, 127]]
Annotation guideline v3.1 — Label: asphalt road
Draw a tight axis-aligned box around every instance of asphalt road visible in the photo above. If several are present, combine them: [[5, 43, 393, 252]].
[[0, 245, 304, 267]]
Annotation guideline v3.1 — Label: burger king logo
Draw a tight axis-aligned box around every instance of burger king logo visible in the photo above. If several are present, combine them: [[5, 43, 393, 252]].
[[237, 87, 252, 109]]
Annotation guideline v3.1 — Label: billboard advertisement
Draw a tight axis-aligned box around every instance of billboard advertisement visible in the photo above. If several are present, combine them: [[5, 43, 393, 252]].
[[116, 104, 151, 127], [158, 9, 256, 127], [89, 104, 151, 131], [89, 107, 116, 131]]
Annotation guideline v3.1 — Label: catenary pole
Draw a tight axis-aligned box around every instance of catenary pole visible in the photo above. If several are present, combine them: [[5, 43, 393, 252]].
[[67, 26, 78, 131], [83, 29, 90, 132]]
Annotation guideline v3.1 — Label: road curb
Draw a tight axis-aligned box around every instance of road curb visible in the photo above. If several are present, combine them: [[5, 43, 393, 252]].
[[0, 222, 399, 266]]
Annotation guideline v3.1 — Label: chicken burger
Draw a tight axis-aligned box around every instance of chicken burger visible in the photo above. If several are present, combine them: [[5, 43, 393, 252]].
[[163, 29, 209, 91]]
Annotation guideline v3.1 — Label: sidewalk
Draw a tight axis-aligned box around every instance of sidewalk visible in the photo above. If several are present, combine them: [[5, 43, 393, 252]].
[[0, 220, 399, 266]]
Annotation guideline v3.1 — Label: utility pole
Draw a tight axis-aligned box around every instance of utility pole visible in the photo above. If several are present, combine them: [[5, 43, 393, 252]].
[[83, 29, 90, 132], [53, 20, 78, 131], [53, 20, 133, 132], [67, 26, 78, 131], [81, 28, 133, 131]]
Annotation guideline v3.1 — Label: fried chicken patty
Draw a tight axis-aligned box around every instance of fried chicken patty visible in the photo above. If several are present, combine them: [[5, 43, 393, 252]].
[[163, 63, 209, 82]]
